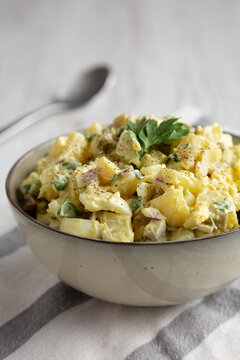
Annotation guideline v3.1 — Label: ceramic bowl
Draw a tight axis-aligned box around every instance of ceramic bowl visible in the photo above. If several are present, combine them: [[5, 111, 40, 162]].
[[5, 136, 240, 306]]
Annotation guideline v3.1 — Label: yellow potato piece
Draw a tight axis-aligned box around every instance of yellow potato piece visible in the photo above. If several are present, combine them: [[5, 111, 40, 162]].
[[137, 182, 154, 204], [110, 171, 139, 197], [97, 156, 119, 185], [150, 186, 190, 227], [100, 212, 134, 242], [184, 202, 209, 230]]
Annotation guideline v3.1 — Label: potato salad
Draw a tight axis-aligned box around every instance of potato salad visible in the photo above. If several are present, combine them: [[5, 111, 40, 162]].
[[18, 114, 240, 242]]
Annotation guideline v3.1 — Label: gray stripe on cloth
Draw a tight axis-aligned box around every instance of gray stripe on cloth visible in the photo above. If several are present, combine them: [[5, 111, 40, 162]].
[[0, 282, 91, 360], [0, 228, 25, 258], [126, 281, 240, 360]]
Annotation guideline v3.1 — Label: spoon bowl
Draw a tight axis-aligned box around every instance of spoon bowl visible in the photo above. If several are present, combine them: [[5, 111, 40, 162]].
[[0, 65, 112, 145], [56, 65, 111, 107]]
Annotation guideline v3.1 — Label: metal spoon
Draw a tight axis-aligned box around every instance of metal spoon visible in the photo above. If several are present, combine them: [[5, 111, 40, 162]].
[[0, 65, 111, 145]]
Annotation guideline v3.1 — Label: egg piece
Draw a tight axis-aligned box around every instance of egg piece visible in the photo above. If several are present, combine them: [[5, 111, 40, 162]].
[[175, 134, 222, 176], [150, 186, 190, 227], [79, 184, 131, 215], [196, 122, 223, 143], [60, 218, 102, 239], [99, 212, 134, 242], [183, 202, 209, 230], [196, 122, 233, 148], [116, 130, 141, 166]]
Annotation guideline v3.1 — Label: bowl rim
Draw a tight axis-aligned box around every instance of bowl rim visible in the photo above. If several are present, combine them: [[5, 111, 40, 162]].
[[5, 132, 240, 246]]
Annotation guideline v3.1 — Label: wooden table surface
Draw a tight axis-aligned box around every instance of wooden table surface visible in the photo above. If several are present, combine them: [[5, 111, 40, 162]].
[[1, 0, 240, 231]]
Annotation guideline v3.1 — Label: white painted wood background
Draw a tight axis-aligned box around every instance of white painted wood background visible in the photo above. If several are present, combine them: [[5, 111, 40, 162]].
[[1, 0, 240, 231]]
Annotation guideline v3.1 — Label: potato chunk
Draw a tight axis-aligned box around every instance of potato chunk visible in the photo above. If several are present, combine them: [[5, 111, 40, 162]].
[[100, 212, 134, 242], [184, 202, 209, 229], [150, 186, 190, 227], [97, 156, 119, 185]]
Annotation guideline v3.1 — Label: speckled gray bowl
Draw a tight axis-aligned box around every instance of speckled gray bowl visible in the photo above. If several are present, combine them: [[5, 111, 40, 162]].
[[5, 136, 240, 306]]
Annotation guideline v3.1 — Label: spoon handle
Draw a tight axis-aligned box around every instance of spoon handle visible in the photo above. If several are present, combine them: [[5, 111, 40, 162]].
[[0, 102, 66, 145]]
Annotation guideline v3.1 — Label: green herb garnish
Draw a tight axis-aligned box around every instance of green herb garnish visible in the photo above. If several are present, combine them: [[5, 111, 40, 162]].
[[52, 174, 70, 191], [86, 134, 96, 142], [209, 216, 217, 231], [57, 201, 82, 218], [213, 198, 233, 213], [168, 153, 180, 163], [183, 143, 190, 149], [61, 161, 81, 170], [134, 170, 144, 180], [131, 196, 142, 212], [127, 117, 189, 154], [111, 172, 121, 185]]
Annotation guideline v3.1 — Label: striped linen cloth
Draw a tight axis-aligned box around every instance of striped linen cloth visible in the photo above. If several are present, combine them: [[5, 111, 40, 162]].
[[1, 107, 240, 360]]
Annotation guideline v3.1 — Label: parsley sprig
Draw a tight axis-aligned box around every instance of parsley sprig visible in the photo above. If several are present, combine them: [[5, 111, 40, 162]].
[[127, 117, 189, 154]]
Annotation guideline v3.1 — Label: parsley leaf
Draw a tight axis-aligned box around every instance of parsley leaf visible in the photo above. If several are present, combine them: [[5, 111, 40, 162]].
[[183, 143, 189, 149], [52, 174, 70, 191], [131, 196, 142, 212], [110, 172, 121, 185], [209, 216, 217, 231], [127, 117, 189, 154]]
